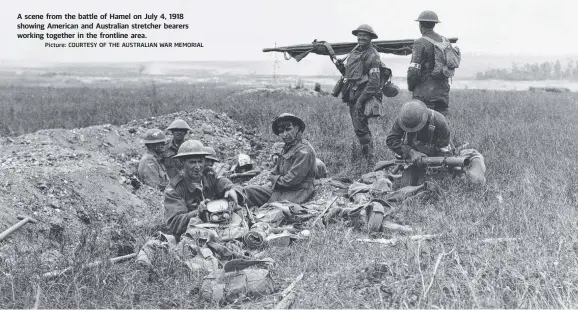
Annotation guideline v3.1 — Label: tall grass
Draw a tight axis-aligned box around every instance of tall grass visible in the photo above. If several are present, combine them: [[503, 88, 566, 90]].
[[1, 81, 578, 308]]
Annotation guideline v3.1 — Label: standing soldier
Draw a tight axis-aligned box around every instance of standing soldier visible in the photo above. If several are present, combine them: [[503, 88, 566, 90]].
[[164, 118, 192, 180], [338, 24, 383, 168], [407, 10, 451, 116], [138, 128, 170, 191]]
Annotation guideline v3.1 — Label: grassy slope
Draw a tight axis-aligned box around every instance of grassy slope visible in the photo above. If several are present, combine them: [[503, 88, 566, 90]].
[[1, 82, 578, 308]]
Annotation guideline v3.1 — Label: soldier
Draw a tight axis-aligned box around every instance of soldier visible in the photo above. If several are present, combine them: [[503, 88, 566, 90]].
[[204, 146, 220, 169], [339, 24, 383, 167], [137, 129, 170, 191], [241, 113, 318, 205], [385, 100, 452, 186], [407, 10, 451, 116], [271, 141, 327, 179], [164, 118, 192, 180], [163, 140, 244, 240]]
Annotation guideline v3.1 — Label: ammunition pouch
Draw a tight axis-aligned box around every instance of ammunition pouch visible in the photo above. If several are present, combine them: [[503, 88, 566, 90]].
[[363, 97, 383, 118], [331, 76, 346, 98], [201, 268, 275, 304]]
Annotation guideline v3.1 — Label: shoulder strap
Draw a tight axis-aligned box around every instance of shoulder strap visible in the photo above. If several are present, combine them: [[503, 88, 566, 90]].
[[422, 35, 450, 49], [428, 110, 436, 145]]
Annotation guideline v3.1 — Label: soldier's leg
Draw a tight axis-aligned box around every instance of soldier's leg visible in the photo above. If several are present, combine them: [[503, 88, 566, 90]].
[[435, 101, 449, 117], [240, 185, 272, 207], [348, 104, 373, 165]]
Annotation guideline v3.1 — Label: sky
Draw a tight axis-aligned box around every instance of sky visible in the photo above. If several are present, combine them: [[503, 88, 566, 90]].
[[2, 0, 578, 64]]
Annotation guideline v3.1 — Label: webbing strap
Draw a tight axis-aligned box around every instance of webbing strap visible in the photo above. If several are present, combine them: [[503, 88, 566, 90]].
[[428, 110, 435, 145]]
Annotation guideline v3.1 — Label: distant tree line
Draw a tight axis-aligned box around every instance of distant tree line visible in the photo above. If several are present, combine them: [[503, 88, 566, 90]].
[[475, 60, 578, 80]]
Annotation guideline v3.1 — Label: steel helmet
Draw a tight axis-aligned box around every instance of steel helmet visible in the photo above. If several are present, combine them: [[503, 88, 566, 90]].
[[141, 128, 168, 144], [272, 113, 306, 135], [415, 10, 441, 23], [397, 100, 430, 132], [167, 118, 192, 131], [204, 146, 220, 162], [352, 24, 378, 39], [173, 140, 210, 158]]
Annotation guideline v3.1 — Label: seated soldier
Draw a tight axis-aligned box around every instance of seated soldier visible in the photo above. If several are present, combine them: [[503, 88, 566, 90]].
[[203, 146, 219, 169], [242, 113, 318, 205], [385, 100, 452, 186], [137, 129, 170, 191], [163, 140, 244, 240], [271, 142, 327, 179]]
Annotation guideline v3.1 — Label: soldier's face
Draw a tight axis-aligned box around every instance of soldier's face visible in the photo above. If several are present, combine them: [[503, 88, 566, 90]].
[[149, 142, 165, 154], [357, 32, 372, 48], [171, 129, 187, 143], [277, 122, 299, 144], [183, 157, 205, 179]]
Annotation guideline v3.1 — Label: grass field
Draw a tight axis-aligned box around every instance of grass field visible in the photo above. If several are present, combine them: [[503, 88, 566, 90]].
[[1, 79, 578, 308]]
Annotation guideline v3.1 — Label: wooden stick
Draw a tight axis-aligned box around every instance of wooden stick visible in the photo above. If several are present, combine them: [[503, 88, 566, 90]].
[[274, 292, 296, 309], [419, 248, 454, 307], [480, 238, 520, 244], [274, 273, 304, 309], [311, 197, 338, 228], [357, 238, 398, 246], [32, 284, 41, 310], [43, 253, 137, 280], [383, 221, 413, 232], [357, 234, 437, 246], [280, 273, 303, 297], [410, 234, 437, 241]]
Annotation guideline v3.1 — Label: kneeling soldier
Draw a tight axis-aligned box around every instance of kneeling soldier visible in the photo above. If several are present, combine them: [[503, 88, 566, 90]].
[[385, 100, 452, 186]]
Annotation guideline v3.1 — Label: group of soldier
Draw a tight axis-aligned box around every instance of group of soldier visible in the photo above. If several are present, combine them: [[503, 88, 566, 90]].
[[135, 10, 483, 243], [339, 10, 461, 185], [137, 113, 328, 240]]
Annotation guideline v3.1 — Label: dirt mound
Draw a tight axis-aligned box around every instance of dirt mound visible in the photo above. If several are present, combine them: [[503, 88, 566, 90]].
[[0, 108, 274, 253], [237, 86, 329, 97]]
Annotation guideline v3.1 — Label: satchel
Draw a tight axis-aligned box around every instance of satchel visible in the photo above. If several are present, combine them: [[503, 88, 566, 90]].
[[200, 268, 275, 304], [363, 97, 383, 118]]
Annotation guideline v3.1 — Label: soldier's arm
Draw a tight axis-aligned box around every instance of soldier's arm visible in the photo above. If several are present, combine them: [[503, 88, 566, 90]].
[[435, 118, 452, 154], [139, 160, 165, 191], [386, 122, 412, 158], [407, 39, 425, 91], [164, 186, 197, 237], [271, 146, 316, 189], [215, 177, 238, 197], [356, 53, 381, 105]]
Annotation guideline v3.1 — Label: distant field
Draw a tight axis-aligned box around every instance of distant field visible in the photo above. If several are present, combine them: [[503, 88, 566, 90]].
[[2, 77, 578, 308]]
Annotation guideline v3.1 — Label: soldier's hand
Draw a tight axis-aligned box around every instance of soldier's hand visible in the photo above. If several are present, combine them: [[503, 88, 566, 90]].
[[224, 189, 238, 204], [408, 149, 427, 165], [354, 99, 364, 112], [268, 173, 279, 185], [198, 200, 208, 212]]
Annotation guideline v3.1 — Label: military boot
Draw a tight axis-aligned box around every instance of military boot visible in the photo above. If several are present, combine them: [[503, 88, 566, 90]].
[[360, 142, 375, 172]]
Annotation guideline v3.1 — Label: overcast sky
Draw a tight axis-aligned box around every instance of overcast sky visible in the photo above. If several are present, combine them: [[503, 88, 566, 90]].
[[2, 0, 578, 63]]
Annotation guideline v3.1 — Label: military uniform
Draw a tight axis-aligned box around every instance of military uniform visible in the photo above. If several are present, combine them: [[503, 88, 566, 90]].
[[242, 138, 318, 206], [407, 31, 451, 116], [342, 45, 382, 152], [164, 169, 242, 239], [163, 139, 184, 179], [138, 149, 169, 191], [386, 108, 451, 185]]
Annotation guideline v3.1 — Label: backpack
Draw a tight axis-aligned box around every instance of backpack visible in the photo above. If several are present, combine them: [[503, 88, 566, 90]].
[[421, 36, 461, 79]]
